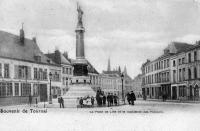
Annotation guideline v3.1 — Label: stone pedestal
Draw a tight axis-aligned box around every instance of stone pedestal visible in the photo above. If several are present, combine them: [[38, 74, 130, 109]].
[[62, 84, 96, 107]]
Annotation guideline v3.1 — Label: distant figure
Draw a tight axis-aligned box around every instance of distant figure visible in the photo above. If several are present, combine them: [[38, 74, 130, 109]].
[[162, 91, 167, 102], [114, 94, 118, 106], [110, 93, 113, 106], [29, 95, 32, 107], [107, 93, 111, 107], [79, 97, 83, 108], [130, 91, 136, 105], [35, 98, 38, 107], [91, 96, 95, 107], [127, 93, 131, 104], [103, 95, 106, 105], [59, 97, 64, 108]]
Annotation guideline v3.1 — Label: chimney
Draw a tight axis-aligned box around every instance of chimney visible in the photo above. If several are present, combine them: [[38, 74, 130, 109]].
[[20, 23, 25, 44], [32, 37, 37, 43], [63, 51, 68, 59], [54, 49, 61, 64]]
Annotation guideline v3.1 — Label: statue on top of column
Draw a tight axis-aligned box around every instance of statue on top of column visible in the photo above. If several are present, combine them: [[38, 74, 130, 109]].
[[77, 3, 83, 26]]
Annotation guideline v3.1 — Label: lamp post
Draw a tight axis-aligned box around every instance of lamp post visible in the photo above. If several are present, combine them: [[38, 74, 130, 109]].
[[49, 72, 53, 104], [121, 73, 125, 105]]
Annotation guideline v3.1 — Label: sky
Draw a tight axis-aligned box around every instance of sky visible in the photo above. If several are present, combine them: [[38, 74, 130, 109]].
[[1, 0, 200, 78]]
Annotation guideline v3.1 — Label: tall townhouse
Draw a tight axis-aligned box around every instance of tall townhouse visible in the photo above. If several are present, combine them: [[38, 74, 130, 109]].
[[172, 43, 200, 101], [141, 42, 193, 100], [0, 28, 60, 106], [46, 50, 73, 98]]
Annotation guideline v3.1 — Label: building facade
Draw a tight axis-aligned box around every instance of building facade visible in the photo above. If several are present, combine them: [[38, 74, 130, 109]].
[[0, 28, 60, 106], [141, 41, 200, 101]]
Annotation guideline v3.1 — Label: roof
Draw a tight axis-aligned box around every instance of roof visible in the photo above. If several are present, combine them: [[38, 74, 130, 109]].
[[87, 60, 99, 74], [45, 51, 71, 65], [0, 30, 55, 65], [173, 42, 194, 53]]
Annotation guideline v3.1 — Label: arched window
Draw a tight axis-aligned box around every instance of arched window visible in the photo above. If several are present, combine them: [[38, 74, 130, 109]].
[[194, 67, 197, 79], [188, 53, 191, 63], [188, 68, 191, 80]]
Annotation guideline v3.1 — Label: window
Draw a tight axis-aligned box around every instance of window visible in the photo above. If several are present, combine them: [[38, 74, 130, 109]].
[[194, 51, 197, 61], [15, 83, 19, 96], [179, 86, 186, 97], [173, 70, 176, 83], [34, 68, 38, 79], [179, 69, 182, 82], [152, 88, 154, 96], [33, 84, 39, 96], [4, 64, 9, 78], [182, 68, 185, 81], [188, 53, 191, 63], [164, 60, 166, 68], [178, 59, 181, 65], [147, 88, 149, 95], [167, 59, 169, 67], [173, 60, 176, 67], [188, 68, 191, 80], [182, 58, 185, 64], [21, 83, 31, 96], [6, 83, 12, 96], [194, 67, 197, 79], [0, 82, 6, 97], [43, 69, 47, 80], [39, 68, 43, 80]]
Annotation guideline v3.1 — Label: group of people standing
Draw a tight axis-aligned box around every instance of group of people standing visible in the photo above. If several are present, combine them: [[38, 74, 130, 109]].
[[126, 91, 136, 105], [96, 90, 119, 107]]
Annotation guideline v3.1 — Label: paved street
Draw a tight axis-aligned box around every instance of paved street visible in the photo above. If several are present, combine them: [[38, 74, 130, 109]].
[[0, 100, 200, 131]]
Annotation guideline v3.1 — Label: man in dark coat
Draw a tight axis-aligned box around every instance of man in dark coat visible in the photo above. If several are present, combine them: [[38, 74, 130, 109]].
[[130, 91, 136, 105], [114, 94, 118, 106], [107, 93, 111, 107], [59, 97, 64, 108], [79, 97, 83, 108], [103, 95, 106, 105], [126, 92, 131, 104], [110, 93, 113, 106]]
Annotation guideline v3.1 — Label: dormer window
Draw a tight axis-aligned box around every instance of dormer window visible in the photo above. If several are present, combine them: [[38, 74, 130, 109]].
[[34, 55, 41, 63]]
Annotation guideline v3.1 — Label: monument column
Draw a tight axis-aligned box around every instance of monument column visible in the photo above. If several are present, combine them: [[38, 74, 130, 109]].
[[76, 4, 85, 59]]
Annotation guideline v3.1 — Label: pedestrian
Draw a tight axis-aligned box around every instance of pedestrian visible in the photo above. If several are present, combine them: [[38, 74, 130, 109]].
[[58, 97, 61, 108], [103, 94, 106, 105], [29, 94, 32, 107], [114, 94, 118, 106], [130, 91, 136, 105], [162, 91, 167, 102], [127, 92, 131, 104], [79, 97, 83, 108], [60, 97, 64, 108], [107, 93, 110, 107], [110, 93, 113, 106], [91, 96, 94, 107], [35, 98, 38, 107]]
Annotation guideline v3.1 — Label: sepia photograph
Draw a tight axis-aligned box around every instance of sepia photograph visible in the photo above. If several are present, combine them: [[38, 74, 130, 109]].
[[0, 0, 200, 130]]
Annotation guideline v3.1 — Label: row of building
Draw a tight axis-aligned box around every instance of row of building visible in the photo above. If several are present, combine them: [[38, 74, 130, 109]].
[[0, 26, 136, 106], [141, 41, 200, 101]]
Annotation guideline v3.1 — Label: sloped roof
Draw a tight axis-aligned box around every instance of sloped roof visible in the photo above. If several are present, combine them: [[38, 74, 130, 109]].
[[87, 60, 99, 74], [45, 52, 71, 65], [0, 30, 55, 65], [173, 42, 194, 53]]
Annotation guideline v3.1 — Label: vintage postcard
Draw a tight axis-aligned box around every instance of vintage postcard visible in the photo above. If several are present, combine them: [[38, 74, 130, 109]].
[[0, 0, 200, 131]]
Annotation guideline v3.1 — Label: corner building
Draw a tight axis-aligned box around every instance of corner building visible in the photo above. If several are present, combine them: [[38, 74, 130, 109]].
[[0, 28, 60, 106], [141, 42, 200, 101]]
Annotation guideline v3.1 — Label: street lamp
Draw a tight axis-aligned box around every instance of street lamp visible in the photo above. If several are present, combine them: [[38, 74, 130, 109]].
[[121, 73, 125, 105], [49, 72, 53, 104]]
